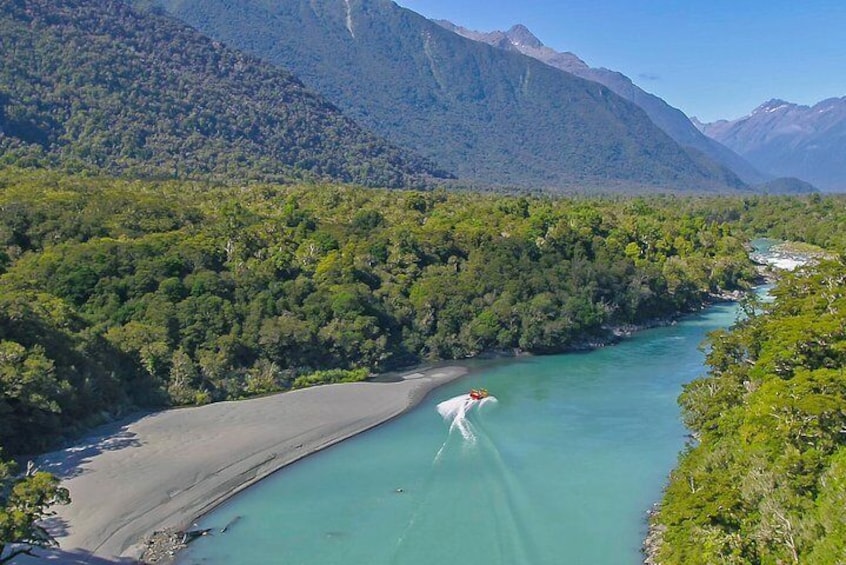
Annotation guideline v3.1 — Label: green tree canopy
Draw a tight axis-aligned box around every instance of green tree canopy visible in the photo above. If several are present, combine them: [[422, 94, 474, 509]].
[[0, 455, 70, 563]]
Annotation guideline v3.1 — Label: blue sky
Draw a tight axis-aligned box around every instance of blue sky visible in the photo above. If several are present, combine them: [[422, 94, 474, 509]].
[[397, 0, 846, 122]]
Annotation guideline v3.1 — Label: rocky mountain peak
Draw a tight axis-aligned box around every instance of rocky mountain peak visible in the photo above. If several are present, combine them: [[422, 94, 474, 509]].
[[753, 99, 795, 115], [506, 24, 543, 48], [702, 96, 846, 191]]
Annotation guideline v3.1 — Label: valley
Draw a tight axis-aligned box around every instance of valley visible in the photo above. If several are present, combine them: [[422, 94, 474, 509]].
[[0, 1, 844, 564]]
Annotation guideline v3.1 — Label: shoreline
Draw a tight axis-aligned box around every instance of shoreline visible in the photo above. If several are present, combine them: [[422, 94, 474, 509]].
[[22, 364, 469, 564]]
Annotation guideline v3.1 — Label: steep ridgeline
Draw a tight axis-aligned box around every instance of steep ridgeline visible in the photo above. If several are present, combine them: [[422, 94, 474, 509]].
[[142, 0, 747, 192], [0, 0, 447, 187], [438, 21, 769, 186], [697, 98, 846, 192]]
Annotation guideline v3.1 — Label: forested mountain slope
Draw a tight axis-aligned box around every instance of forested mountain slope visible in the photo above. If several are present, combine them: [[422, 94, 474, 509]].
[[142, 0, 748, 192], [438, 21, 770, 187], [0, 0, 446, 187], [0, 168, 763, 454], [754, 176, 818, 195]]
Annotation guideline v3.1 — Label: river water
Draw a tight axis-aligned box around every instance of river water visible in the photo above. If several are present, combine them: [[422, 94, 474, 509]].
[[175, 298, 742, 565]]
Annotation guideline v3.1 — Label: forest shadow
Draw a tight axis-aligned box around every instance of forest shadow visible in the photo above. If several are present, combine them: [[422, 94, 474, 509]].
[[36, 424, 143, 480], [39, 515, 70, 539]]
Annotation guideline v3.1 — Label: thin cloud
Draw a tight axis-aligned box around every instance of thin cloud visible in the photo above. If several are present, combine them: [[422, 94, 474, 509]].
[[638, 72, 661, 82]]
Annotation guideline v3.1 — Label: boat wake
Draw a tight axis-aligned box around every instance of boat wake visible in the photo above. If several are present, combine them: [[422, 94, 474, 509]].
[[436, 393, 497, 443], [389, 391, 539, 564]]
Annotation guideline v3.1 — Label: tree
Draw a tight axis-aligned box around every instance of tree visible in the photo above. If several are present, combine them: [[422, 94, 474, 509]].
[[167, 348, 199, 405], [0, 455, 70, 563], [0, 341, 67, 454]]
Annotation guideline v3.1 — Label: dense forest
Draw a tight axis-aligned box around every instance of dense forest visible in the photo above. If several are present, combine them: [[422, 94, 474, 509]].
[[0, 0, 447, 187], [652, 256, 846, 563], [0, 167, 766, 455], [1, 168, 845, 562], [646, 194, 846, 563]]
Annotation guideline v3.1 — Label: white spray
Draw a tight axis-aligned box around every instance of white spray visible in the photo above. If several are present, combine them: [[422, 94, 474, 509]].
[[436, 393, 497, 444]]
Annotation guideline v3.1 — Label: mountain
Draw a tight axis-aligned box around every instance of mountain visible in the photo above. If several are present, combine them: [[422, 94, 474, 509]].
[[754, 177, 818, 194], [0, 0, 447, 187], [697, 98, 846, 192], [437, 21, 769, 186], [140, 0, 748, 193]]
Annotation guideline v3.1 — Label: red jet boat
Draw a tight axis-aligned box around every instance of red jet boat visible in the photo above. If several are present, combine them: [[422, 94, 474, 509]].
[[469, 388, 489, 400]]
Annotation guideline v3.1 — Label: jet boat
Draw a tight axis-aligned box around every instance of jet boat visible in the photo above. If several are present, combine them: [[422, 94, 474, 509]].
[[469, 388, 489, 400]]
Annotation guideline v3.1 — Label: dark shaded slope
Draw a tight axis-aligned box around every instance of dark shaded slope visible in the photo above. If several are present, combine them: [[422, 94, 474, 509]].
[[754, 176, 818, 194], [144, 0, 747, 192], [0, 0, 447, 187]]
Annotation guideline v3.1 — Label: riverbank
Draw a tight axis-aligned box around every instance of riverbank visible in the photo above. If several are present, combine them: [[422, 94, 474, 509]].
[[20, 365, 468, 564]]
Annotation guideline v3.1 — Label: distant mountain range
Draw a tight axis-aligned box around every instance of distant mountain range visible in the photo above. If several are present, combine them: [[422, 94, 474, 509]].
[[0, 0, 446, 187], [437, 22, 769, 186], [142, 0, 750, 192], [696, 98, 846, 192]]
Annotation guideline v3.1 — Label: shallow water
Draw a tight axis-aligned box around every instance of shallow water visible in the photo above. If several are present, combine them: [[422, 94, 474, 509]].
[[176, 301, 741, 565]]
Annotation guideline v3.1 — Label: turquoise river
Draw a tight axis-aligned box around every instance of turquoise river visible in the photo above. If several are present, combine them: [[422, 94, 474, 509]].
[[176, 300, 743, 564]]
